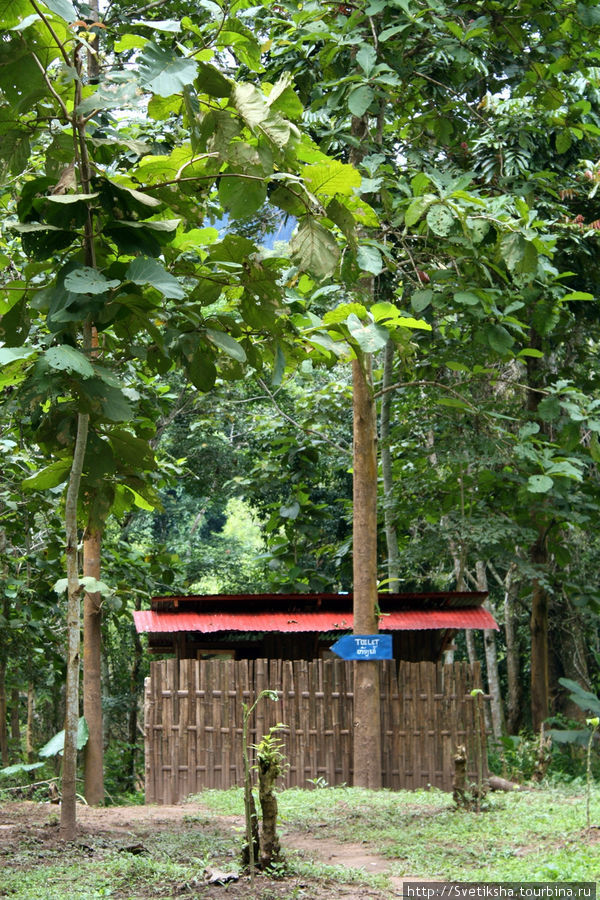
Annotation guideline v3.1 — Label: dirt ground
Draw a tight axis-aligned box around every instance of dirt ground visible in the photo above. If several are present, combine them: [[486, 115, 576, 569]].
[[0, 800, 428, 899]]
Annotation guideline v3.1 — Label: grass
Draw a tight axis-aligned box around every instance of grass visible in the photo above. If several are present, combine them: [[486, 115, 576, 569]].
[[1, 784, 598, 898], [197, 782, 600, 881]]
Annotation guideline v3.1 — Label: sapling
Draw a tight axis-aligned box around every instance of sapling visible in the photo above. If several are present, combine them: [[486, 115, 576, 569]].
[[255, 726, 287, 870], [241, 689, 279, 881]]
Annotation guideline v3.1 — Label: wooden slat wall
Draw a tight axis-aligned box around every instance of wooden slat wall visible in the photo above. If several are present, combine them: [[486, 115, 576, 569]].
[[144, 658, 488, 804]]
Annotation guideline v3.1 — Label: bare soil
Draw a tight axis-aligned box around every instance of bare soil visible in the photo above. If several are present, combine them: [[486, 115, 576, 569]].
[[0, 800, 427, 899]]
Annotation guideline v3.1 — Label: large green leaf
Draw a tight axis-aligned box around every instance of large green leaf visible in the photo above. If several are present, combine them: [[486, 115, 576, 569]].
[[290, 217, 339, 278], [42, 0, 77, 22], [206, 328, 247, 362], [304, 161, 361, 198], [219, 176, 266, 218], [346, 314, 389, 353], [500, 232, 538, 275], [77, 79, 140, 115], [187, 350, 217, 391], [64, 268, 120, 295], [348, 85, 374, 117], [126, 257, 185, 299], [232, 84, 291, 148], [527, 474, 554, 493], [484, 323, 514, 355], [558, 677, 600, 716], [0, 0, 30, 28], [44, 346, 95, 379], [196, 61, 232, 98], [426, 204, 455, 236], [38, 717, 88, 758], [22, 458, 71, 491], [0, 346, 36, 366], [0, 762, 45, 777], [138, 43, 198, 97], [357, 245, 384, 276]]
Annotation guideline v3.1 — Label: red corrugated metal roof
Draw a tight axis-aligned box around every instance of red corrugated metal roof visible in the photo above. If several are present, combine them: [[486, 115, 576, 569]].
[[133, 607, 497, 634]]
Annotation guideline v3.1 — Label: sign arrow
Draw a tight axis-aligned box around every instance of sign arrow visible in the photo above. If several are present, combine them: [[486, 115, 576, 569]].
[[330, 634, 393, 661]]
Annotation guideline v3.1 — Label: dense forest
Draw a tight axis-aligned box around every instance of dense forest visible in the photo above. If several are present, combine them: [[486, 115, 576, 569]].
[[1, 0, 600, 835]]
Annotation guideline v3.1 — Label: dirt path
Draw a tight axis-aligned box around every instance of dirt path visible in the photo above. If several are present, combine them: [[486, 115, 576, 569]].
[[79, 802, 413, 895], [0, 800, 434, 898]]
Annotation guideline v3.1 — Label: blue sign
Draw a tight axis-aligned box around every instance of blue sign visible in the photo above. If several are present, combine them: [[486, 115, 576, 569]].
[[330, 634, 393, 661]]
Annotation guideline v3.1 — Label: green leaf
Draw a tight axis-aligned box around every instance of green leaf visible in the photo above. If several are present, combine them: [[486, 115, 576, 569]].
[[501, 233, 538, 275], [39, 717, 88, 758], [537, 396, 561, 421], [454, 291, 480, 306], [0, 346, 36, 366], [64, 267, 120, 295], [138, 43, 198, 97], [527, 474, 554, 493], [518, 348, 544, 358], [426, 204, 454, 236], [405, 196, 432, 227], [325, 198, 356, 246], [114, 33, 148, 52], [355, 245, 383, 276], [196, 61, 232, 98], [219, 176, 266, 218], [80, 577, 113, 596], [560, 291, 595, 302], [22, 458, 71, 491], [555, 130, 572, 154], [280, 500, 300, 519], [187, 350, 217, 392], [437, 397, 471, 410], [290, 217, 340, 278], [356, 44, 377, 76], [485, 324, 514, 355], [133, 18, 181, 31], [126, 257, 184, 299], [348, 85, 374, 117], [304, 161, 361, 198], [44, 346, 95, 379], [411, 289, 432, 312], [559, 677, 600, 715], [206, 328, 247, 362], [45, 192, 99, 205], [232, 84, 291, 148], [346, 314, 389, 353], [43, 0, 77, 22], [126, 487, 155, 511], [0, 762, 45, 777]]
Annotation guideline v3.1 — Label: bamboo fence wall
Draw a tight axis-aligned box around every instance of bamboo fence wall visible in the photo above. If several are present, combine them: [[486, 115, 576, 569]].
[[144, 658, 488, 803]]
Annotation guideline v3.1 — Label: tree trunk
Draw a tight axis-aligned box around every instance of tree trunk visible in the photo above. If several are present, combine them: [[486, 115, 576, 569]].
[[503, 564, 522, 734], [465, 630, 477, 666], [83, 527, 104, 805], [0, 661, 7, 767], [60, 406, 90, 842], [352, 355, 381, 790], [526, 341, 551, 734], [10, 687, 20, 756], [530, 532, 549, 732], [553, 593, 592, 723], [380, 340, 399, 592], [128, 595, 144, 789], [476, 561, 504, 739], [26, 683, 35, 764]]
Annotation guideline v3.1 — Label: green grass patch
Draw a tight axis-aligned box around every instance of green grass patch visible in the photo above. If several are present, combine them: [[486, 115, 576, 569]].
[[195, 783, 600, 882]]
